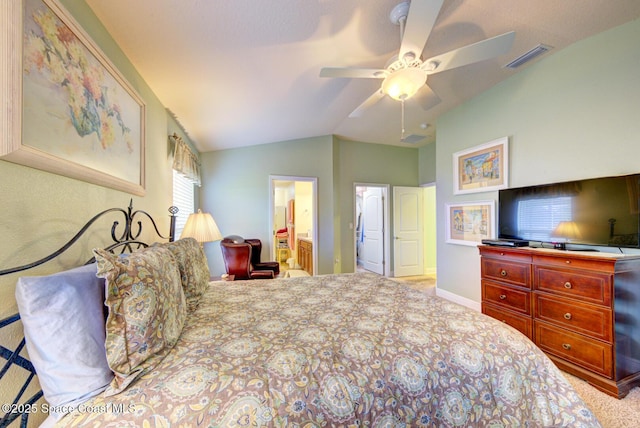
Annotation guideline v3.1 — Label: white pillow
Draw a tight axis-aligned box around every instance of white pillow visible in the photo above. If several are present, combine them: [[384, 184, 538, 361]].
[[15, 263, 113, 420]]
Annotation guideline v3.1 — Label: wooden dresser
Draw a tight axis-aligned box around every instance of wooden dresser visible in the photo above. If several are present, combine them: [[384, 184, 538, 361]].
[[479, 245, 640, 398]]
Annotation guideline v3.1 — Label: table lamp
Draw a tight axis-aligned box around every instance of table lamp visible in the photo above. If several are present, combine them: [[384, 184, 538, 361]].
[[180, 209, 222, 244], [551, 221, 582, 250]]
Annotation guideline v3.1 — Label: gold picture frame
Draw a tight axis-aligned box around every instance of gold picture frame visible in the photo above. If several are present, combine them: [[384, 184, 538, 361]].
[[445, 201, 495, 246], [453, 137, 508, 195], [1, 0, 146, 195]]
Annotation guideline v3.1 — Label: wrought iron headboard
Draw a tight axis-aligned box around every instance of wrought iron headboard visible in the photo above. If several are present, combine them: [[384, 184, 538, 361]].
[[0, 200, 177, 428]]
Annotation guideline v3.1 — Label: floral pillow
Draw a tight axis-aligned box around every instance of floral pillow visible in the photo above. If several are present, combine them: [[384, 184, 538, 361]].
[[93, 246, 186, 395], [155, 238, 210, 312]]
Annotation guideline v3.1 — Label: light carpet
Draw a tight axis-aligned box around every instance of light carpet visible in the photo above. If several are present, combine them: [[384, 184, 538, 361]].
[[390, 275, 436, 294], [391, 276, 640, 427], [564, 373, 640, 427]]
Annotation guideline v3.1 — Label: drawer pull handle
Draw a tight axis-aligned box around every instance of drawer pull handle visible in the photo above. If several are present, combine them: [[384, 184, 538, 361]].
[[564, 313, 572, 320], [499, 294, 507, 300], [562, 343, 572, 351], [563, 282, 572, 289], [500, 270, 507, 277]]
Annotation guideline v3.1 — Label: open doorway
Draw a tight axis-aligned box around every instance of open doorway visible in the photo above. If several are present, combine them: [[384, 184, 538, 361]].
[[354, 184, 390, 276], [269, 175, 317, 275], [353, 183, 436, 280]]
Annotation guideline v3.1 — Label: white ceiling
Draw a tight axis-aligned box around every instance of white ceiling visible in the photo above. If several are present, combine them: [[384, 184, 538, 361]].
[[85, 0, 640, 152]]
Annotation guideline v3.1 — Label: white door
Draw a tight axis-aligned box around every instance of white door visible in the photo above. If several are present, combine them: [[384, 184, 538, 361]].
[[393, 186, 424, 277], [362, 187, 384, 274]]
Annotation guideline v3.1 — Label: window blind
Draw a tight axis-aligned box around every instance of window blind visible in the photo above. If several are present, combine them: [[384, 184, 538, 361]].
[[517, 196, 572, 241], [172, 169, 195, 238]]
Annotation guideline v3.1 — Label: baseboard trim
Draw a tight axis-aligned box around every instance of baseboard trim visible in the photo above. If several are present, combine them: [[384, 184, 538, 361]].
[[435, 288, 481, 312]]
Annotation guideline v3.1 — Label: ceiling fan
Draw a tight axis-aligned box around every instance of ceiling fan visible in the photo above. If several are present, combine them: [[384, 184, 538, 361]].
[[320, 0, 515, 127]]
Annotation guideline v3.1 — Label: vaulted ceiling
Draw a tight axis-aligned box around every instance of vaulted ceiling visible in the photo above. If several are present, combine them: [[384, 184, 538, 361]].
[[86, 0, 640, 152]]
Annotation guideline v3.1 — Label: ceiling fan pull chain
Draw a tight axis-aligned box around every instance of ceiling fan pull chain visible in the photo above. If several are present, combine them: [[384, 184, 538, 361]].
[[401, 99, 405, 140]]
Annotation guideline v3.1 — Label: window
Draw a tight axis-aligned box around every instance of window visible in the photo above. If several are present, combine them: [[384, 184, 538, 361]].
[[172, 169, 195, 238], [517, 196, 572, 241]]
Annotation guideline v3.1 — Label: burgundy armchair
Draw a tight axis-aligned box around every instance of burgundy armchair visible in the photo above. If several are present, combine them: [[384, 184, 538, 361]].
[[244, 238, 280, 276], [220, 236, 279, 280]]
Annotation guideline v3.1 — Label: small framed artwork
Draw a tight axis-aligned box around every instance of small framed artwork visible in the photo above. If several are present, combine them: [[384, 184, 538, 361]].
[[1, 0, 146, 195], [446, 201, 495, 246], [453, 137, 508, 195]]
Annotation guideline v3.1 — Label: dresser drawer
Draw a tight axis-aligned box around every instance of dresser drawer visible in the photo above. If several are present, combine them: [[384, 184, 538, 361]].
[[533, 294, 612, 342], [483, 303, 532, 339], [535, 322, 613, 378], [480, 246, 532, 263], [481, 258, 531, 288], [533, 254, 616, 273], [534, 267, 612, 306], [482, 280, 531, 314]]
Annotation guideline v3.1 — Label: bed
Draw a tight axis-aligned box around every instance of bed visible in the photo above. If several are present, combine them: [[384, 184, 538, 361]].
[[0, 203, 601, 427]]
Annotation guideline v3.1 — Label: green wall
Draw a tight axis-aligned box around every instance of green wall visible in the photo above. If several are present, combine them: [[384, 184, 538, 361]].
[[0, 0, 189, 419], [0, 1, 179, 319], [335, 139, 420, 271], [418, 142, 436, 185], [199, 137, 421, 276], [199, 136, 336, 275], [435, 18, 640, 304]]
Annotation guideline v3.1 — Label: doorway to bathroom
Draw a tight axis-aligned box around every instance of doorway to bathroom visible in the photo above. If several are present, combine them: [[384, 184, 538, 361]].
[[269, 175, 317, 275]]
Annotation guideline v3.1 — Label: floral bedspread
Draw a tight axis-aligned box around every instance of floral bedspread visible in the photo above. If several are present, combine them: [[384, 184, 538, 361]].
[[57, 273, 601, 427]]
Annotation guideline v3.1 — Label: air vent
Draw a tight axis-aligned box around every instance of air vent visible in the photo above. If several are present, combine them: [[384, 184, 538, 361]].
[[401, 134, 426, 144], [504, 44, 553, 69]]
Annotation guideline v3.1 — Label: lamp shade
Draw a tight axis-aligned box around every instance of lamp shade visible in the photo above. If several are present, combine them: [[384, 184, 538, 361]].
[[180, 209, 222, 243], [552, 221, 582, 241]]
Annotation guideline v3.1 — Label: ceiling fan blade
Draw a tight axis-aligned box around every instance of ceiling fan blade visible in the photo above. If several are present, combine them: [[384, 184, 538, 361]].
[[423, 31, 516, 74], [398, 0, 445, 61], [414, 83, 441, 111], [320, 67, 387, 79], [348, 89, 385, 118]]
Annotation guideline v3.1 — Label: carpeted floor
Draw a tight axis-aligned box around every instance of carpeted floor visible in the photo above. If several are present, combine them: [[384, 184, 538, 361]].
[[390, 275, 640, 427], [564, 373, 640, 427], [389, 275, 436, 294]]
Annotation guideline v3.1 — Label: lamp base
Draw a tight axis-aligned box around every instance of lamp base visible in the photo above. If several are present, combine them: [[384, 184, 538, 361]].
[[553, 242, 567, 250]]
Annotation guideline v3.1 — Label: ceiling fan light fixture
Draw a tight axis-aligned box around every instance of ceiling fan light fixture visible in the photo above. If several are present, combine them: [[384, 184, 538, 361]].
[[382, 68, 426, 101]]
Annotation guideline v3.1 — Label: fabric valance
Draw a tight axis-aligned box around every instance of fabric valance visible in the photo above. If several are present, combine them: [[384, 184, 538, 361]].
[[171, 133, 201, 187]]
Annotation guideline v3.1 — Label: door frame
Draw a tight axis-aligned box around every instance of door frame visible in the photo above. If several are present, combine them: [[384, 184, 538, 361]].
[[269, 175, 318, 275], [353, 183, 390, 277]]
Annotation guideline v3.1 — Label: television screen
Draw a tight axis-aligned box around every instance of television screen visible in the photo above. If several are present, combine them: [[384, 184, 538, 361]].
[[498, 174, 640, 248]]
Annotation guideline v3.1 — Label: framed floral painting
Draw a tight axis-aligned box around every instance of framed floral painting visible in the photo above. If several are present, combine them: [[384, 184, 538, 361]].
[[1, 0, 146, 195], [445, 201, 495, 246], [453, 137, 508, 195]]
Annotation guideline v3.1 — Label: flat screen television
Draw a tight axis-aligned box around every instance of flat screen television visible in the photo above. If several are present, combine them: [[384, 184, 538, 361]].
[[498, 174, 640, 249]]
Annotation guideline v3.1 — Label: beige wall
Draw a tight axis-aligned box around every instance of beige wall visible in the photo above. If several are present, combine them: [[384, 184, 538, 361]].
[[435, 18, 640, 303], [294, 181, 314, 241]]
